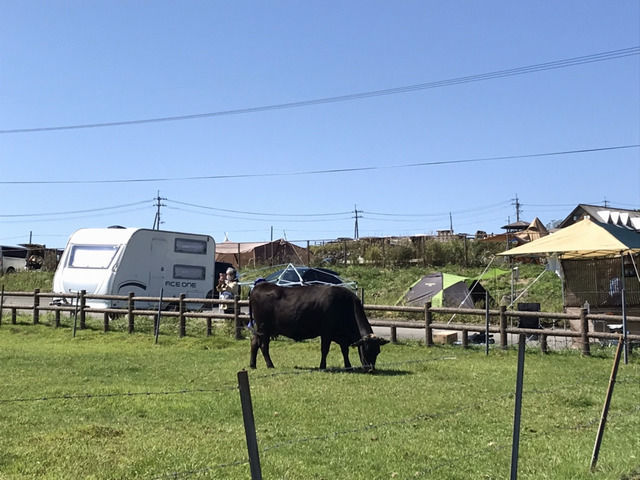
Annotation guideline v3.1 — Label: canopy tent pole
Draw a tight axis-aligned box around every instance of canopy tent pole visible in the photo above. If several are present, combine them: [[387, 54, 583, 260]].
[[620, 253, 628, 364], [507, 267, 548, 309]]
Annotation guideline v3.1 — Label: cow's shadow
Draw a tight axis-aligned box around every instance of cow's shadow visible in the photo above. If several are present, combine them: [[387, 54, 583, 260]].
[[294, 366, 412, 376]]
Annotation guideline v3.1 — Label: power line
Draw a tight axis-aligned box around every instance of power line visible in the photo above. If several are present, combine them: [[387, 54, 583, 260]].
[[0, 199, 152, 218], [365, 200, 510, 217], [167, 198, 351, 217], [1, 47, 638, 135], [0, 144, 637, 185]]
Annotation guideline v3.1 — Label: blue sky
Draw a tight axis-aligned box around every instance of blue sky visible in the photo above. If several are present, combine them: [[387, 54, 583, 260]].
[[1, 1, 639, 248]]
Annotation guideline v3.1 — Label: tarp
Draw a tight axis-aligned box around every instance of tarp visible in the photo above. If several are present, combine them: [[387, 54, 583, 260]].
[[498, 218, 640, 259]]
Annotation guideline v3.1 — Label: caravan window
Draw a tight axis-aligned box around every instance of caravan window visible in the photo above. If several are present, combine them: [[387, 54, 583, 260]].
[[174, 264, 206, 280], [69, 245, 119, 269], [175, 238, 207, 254]]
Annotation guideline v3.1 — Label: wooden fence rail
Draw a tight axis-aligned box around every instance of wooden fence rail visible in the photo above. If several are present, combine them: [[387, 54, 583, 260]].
[[1, 290, 639, 355]]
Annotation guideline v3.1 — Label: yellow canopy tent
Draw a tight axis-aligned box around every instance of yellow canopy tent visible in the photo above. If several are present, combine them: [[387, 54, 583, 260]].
[[497, 217, 640, 259], [498, 217, 640, 363]]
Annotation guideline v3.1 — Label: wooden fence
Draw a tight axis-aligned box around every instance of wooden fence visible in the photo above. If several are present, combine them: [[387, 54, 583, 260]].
[[1, 289, 639, 356]]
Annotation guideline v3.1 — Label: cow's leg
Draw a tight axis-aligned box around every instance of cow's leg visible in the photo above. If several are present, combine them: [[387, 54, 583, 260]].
[[339, 343, 352, 369], [260, 338, 275, 368], [319, 336, 331, 369], [250, 334, 261, 369]]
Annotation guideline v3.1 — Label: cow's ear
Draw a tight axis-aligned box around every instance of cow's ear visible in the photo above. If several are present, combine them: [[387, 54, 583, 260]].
[[377, 337, 390, 346]]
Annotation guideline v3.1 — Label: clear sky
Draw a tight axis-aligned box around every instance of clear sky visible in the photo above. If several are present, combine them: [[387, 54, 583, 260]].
[[1, 1, 639, 249]]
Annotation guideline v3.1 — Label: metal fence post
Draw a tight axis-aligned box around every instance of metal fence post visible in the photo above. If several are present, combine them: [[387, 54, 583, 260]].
[[500, 306, 507, 349], [580, 308, 590, 357], [510, 334, 526, 480], [33, 288, 40, 324], [79, 290, 86, 329], [425, 302, 433, 347], [179, 293, 186, 337], [237, 370, 263, 480], [155, 288, 163, 344], [127, 292, 135, 334], [234, 296, 242, 340], [485, 291, 490, 356]]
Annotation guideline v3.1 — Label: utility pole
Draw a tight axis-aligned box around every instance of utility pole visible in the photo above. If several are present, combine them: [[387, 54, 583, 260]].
[[511, 195, 522, 222], [353, 205, 362, 240], [152, 191, 167, 230], [449, 212, 453, 232], [603, 197, 609, 208]]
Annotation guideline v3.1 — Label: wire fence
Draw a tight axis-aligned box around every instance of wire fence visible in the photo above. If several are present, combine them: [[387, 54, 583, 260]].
[[1, 353, 638, 479]]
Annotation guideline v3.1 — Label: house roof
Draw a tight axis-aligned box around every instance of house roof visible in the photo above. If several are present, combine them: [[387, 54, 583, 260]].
[[560, 204, 640, 231]]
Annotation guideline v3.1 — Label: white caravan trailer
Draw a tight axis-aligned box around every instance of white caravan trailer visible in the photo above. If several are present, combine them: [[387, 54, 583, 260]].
[[53, 227, 216, 309]]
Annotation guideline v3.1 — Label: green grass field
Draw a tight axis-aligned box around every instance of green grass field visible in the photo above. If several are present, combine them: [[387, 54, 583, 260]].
[[0, 317, 638, 479]]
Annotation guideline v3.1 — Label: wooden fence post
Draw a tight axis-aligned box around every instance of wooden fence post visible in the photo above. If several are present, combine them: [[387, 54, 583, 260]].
[[580, 308, 590, 357], [237, 370, 263, 480], [11, 307, 17, 324], [79, 290, 86, 329], [390, 326, 397, 344], [54, 309, 60, 328], [179, 293, 186, 338], [103, 312, 109, 332], [461, 330, 469, 349], [127, 292, 135, 334], [500, 306, 507, 350], [33, 288, 40, 324], [425, 302, 433, 347]]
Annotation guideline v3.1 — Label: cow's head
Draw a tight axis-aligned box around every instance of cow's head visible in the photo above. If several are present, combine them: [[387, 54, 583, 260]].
[[352, 334, 389, 372]]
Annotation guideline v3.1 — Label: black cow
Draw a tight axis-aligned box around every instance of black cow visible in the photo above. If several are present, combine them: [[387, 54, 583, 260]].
[[248, 282, 388, 371]]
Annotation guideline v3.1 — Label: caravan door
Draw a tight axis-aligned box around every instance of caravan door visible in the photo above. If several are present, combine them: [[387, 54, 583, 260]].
[[149, 237, 168, 299]]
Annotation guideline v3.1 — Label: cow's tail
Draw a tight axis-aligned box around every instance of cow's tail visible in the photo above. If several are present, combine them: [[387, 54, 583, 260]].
[[353, 294, 373, 337], [247, 296, 255, 331]]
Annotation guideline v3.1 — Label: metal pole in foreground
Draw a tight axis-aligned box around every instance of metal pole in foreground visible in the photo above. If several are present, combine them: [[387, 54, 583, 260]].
[[155, 288, 163, 345], [485, 291, 490, 356], [590, 336, 624, 472], [72, 292, 80, 338], [0, 284, 4, 326], [237, 370, 263, 480], [510, 334, 526, 480]]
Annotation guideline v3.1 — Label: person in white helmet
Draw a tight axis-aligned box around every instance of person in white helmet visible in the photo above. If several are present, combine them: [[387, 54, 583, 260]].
[[217, 267, 239, 313]]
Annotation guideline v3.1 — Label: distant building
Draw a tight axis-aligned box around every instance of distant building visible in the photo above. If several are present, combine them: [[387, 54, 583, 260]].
[[559, 204, 640, 230]]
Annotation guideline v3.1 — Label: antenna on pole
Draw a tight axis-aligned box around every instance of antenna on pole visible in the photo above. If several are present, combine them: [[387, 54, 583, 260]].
[[152, 191, 167, 230], [353, 205, 362, 240]]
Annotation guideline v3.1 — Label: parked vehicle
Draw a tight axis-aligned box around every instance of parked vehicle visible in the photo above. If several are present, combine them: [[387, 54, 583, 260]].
[[259, 263, 357, 292], [0, 245, 28, 274], [53, 227, 215, 310]]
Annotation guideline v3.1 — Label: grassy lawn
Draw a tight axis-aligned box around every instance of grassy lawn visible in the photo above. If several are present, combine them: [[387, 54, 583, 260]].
[[0, 318, 638, 479]]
